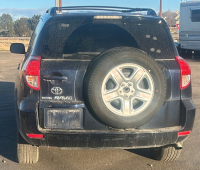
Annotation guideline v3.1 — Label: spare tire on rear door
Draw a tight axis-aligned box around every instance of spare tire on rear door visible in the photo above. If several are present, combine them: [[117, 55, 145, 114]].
[[83, 47, 166, 128]]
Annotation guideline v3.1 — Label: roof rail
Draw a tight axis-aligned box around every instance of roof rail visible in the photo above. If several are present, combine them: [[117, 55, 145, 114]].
[[48, 6, 157, 16]]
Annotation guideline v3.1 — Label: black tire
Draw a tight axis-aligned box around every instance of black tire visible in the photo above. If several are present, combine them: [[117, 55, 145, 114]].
[[84, 47, 166, 128], [150, 146, 182, 161], [17, 131, 39, 164]]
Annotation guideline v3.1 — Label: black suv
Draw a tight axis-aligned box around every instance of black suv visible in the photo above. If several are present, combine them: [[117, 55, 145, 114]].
[[11, 7, 195, 164]]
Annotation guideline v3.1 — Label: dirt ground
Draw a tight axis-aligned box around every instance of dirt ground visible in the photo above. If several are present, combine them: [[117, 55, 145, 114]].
[[0, 52, 199, 170]]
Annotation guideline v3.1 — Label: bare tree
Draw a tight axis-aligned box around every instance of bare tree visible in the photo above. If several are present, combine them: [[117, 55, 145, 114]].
[[162, 11, 177, 27]]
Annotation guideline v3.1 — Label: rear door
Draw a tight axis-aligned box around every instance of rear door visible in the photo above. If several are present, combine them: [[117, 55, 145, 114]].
[[40, 60, 84, 103], [38, 18, 93, 130], [39, 18, 91, 105]]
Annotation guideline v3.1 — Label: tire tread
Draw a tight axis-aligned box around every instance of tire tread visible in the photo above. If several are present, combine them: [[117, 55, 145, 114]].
[[84, 47, 167, 128], [17, 132, 39, 164], [150, 146, 182, 161]]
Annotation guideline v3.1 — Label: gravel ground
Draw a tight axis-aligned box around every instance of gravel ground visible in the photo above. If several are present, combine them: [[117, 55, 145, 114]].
[[0, 52, 199, 170]]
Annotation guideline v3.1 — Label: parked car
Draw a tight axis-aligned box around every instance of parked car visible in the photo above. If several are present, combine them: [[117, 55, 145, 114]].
[[11, 6, 195, 164]]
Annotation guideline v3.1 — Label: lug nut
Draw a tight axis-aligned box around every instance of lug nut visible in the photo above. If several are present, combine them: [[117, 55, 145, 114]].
[[128, 83, 132, 86]]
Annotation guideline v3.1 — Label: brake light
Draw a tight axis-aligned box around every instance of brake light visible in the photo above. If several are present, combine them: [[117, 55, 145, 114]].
[[175, 56, 191, 89], [178, 131, 191, 136], [23, 56, 41, 90], [94, 16, 122, 19]]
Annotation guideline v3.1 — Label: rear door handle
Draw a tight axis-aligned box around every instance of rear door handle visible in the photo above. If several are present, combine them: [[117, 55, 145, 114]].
[[43, 76, 68, 81]]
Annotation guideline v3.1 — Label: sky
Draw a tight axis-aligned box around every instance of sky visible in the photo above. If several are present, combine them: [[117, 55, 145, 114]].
[[0, 0, 194, 20]]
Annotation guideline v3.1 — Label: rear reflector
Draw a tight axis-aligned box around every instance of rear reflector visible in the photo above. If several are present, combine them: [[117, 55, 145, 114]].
[[175, 56, 191, 89], [178, 131, 191, 136], [27, 134, 44, 139], [23, 56, 41, 90]]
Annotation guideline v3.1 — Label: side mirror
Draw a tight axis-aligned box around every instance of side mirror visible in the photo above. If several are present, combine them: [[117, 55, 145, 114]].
[[10, 43, 25, 54]]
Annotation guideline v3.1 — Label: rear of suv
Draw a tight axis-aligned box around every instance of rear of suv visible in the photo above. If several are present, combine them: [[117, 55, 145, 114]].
[[11, 7, 195, 164]]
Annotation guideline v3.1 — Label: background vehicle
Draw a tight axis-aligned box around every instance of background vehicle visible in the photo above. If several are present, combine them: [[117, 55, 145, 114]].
[[179, 1, 200, 55], [10, 6, 195, 164]]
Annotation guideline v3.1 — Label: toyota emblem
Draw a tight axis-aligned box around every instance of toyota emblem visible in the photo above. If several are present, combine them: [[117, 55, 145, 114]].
[[51, 87, 63, 95]]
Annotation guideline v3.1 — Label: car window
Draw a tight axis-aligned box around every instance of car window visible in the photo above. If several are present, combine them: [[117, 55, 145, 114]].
[[42, 17, 175, 59], [27, 19, 43, 55], [191, 8, 200, 22]]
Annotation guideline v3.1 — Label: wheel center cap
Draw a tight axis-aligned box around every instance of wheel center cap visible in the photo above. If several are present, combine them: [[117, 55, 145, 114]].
[[118, 82, 135, 98], [123, 87, 130, 93]]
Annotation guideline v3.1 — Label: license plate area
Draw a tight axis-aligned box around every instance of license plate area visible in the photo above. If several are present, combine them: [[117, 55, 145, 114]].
[[44, 108, 83, 129]]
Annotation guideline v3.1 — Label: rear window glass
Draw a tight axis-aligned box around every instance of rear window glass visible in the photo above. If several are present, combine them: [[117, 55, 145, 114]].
[[191, 9, 200, 22], [42, 17, 175, 59]]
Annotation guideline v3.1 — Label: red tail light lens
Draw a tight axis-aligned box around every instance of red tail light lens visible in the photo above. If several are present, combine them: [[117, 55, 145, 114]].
[[23, 56, 41, 90], [175, 56, 191, 89], [27, 134, 44, 139], [178, 131, 191, 136]]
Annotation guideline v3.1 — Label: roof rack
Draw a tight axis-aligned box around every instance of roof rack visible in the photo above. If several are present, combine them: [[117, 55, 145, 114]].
[[47, 6, 157, 16]]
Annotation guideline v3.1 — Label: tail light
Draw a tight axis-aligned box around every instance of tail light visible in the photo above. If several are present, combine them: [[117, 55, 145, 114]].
[[23, 56, 41, 90], [175, 56, 191, 89], [178, 131, 191, 136]]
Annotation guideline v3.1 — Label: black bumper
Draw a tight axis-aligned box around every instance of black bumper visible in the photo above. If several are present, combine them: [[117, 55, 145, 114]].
[[40, 131, 178, 149], [17, 99, 195, 148]]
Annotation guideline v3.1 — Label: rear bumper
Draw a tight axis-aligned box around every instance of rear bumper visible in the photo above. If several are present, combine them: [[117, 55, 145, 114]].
[[16, 99, 195, 149], [35, 130, 179, 149]]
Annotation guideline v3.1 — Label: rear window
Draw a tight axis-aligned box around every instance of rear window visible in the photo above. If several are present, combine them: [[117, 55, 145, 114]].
[[42, 17, 175, 59], [191, 8, 200, 22]]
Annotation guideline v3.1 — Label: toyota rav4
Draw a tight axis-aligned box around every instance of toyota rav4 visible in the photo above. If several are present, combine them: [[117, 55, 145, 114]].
[[10, 6, 195, 164]]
